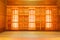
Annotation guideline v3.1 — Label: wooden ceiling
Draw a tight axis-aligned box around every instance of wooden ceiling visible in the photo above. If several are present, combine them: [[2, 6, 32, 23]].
[[7, 0, 57, 6]]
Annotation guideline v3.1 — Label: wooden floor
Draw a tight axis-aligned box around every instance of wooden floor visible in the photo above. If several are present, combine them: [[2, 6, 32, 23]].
[[0, 31, 60, 40]]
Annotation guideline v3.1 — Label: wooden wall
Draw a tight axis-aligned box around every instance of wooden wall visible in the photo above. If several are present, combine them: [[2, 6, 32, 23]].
[[6, 0, 60, 31], [57, 0, 60, 31], [0, 0, 6, 32], [6, 6, 58, 31]]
